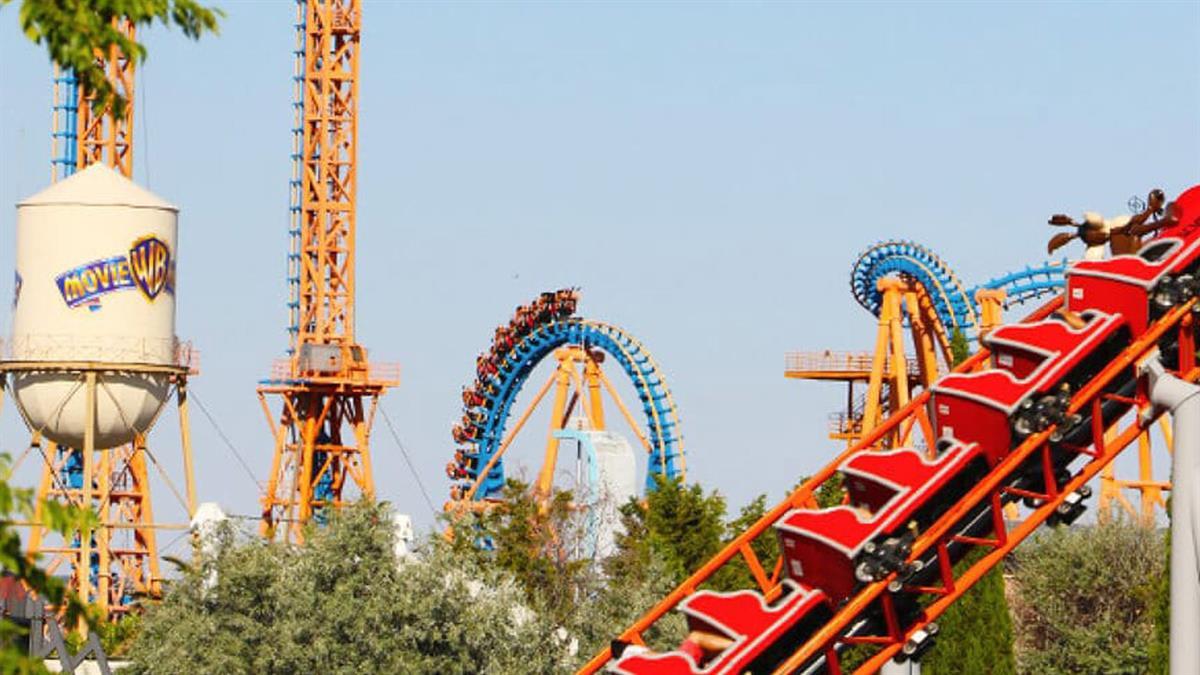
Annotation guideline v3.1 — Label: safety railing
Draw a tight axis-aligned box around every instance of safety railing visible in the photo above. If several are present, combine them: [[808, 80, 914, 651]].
[[264, 358, 401, 385], [175, 340, 201, 375], [785, 350, 921, 378], [1, 334, 187, 368]]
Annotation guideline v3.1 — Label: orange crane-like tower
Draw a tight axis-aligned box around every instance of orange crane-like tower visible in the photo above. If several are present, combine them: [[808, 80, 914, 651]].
[[50, 21, 135, 182], [258, 0, 398, 542], [18, 19, 200, 622]]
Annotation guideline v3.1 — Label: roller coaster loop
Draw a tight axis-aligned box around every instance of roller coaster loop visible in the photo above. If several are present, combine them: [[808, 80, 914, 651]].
[[851, 240, 1068, 339], [452, 317, 685, 503]]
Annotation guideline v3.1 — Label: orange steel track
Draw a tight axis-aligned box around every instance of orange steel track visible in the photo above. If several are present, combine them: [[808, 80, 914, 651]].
[[579, 293, 1195, 674]]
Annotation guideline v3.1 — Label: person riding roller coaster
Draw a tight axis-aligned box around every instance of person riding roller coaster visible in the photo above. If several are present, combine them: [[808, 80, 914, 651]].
[[451, 423, 479, 444], [462, 385, 488, 409], [450, 288, 583, 502], [476, 354, 499, 380]]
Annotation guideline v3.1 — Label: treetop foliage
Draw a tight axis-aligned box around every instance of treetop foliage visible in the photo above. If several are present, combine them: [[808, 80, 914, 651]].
[[0, 454, 98, 673], [1, 0, 223, 115], [128, 501, 572, 674], [1010, 521, 1166, 674]]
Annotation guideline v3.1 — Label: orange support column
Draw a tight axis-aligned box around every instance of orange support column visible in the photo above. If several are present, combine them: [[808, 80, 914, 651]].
[[259, 0, 399, 539], [975, 288, 1007, 344], [536, 349, 575, 498]]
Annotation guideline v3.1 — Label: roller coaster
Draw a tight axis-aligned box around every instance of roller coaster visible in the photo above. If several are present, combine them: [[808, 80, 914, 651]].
[[586, 185, 1200, 674], [850, 240, 1068, 343], [445, 290, 685, 510], [790, 241, 1070, 457], [796, 239, 1163, 521]]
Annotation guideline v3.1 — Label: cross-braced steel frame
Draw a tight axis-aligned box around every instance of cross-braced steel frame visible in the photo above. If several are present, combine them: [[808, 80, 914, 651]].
[[259, 0, 397, 541]]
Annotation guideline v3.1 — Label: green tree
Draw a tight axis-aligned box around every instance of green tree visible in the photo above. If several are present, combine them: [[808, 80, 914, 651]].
[[1146, 497, 1171, 675], [950, 328, 972, 366], [128, 501, 572, 674], [0, 455, 96, 673], [1009, 521, 1165, 674], [712, 493, 780, 591], [2, 0, 223, 115], [611, 475, 727, 587], [448, 480, 596, 626], [922, 547, 1015, 675]]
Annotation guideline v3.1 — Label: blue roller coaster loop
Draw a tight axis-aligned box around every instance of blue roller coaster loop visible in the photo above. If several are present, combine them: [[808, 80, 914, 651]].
[[851, 241, 978, 338], [851, 241, 1068, 340], [466, 319, 684, 500]]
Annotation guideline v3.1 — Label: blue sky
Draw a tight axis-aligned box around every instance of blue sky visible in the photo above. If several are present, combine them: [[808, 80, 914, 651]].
[[1, 1, 1198, 540]]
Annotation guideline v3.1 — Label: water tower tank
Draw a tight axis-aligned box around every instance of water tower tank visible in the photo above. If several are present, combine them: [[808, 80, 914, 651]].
[[8, 164, 179, 450]]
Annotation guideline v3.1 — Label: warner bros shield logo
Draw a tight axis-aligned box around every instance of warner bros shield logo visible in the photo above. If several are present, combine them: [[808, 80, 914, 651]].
[[127, 236, 173, 302]]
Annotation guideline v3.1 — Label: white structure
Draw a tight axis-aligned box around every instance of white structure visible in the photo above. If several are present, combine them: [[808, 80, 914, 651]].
[[557, 419, 637, 559], [8, 165, 179, 449], [190, 502, 228, 550], [591, 430, 637, 558], [189, 502, 227, 593], [393, 512, 415, 560]]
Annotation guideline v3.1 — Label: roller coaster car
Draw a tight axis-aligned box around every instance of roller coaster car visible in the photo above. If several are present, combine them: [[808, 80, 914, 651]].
[[511, 306, 537, 334], [451, 423, 479, 444], [492, 326, 516, 353], [1067, 236, 1200, 338], [476, 355, 499, 379], [609, 581, 833, 675], [774, 441, 987, 602], [930, 311, 1127, 457], [555, 288, 580, 314], [462, 387, 488, 409]]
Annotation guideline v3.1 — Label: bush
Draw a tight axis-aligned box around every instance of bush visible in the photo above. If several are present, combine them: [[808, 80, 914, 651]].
[[1009, 521, 1165, 674], [127, 502, 570, 674]]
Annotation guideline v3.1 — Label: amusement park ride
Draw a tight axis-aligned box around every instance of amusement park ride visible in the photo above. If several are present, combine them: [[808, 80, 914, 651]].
[[444, 289, 685, 513], [0, 19, 199, 623], [588, 187, 1200, 674], [2, 6, 1196, 672], [257, 0, 399, 542], [787, 235, 1173, 524]]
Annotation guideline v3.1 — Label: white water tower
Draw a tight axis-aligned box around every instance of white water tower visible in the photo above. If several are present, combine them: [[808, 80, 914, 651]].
[[1, 164, 197, 619], [8, 164, 178, 449]]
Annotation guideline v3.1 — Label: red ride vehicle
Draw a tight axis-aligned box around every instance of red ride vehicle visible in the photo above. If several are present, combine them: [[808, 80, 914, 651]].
[[610, 582, 833, 675], [776, 440, 987, 600], [931, 310, 1127, 454]]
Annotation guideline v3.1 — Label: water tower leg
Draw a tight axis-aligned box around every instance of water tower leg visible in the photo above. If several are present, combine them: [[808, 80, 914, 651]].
[[128, 439, 162, 599], [79, 371, 96, 628], [355, 396, 377, 500], [176, 380, 197, 518], [96, 437, 111, 619], [27, 432, 51, 558], [584, 357, 606, 430]]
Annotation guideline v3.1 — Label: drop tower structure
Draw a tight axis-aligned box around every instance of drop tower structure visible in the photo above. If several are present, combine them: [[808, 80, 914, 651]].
[[257, 0, 398, 541]]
